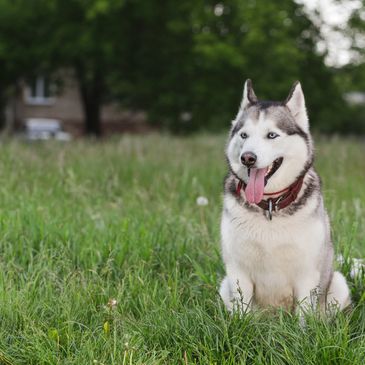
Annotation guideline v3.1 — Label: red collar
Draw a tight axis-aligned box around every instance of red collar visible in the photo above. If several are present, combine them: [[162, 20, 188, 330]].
[[236, 175, 305, 219]]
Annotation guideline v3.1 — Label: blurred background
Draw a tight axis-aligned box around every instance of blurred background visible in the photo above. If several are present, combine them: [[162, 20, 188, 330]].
[[0, 0, 365, 138]]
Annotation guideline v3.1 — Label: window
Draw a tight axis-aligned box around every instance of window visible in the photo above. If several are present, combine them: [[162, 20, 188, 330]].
[[25, 76, 55, 105]]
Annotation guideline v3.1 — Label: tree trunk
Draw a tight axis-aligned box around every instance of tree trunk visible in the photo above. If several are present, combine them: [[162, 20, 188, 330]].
[[76, 66, 103, 137], [0, 87, 7, 131], [81, 87, 102, 136]]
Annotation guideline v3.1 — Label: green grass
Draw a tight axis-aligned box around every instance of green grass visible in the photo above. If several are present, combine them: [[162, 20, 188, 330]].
[[0, 134, 363, 364]]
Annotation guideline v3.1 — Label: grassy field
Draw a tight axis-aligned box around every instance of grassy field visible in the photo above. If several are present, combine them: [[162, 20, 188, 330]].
[[0, 134, 364, 364]]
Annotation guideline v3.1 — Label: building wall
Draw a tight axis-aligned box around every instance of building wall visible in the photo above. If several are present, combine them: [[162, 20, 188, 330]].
[[14, 74, 148, 136]]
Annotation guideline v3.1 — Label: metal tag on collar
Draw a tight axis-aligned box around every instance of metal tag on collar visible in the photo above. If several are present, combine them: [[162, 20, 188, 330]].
[[274, 195, 284, 211], [267, 199, 273, 220]]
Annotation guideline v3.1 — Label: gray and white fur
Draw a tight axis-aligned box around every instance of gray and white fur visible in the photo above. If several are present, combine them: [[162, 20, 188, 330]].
[[219, 79, 351, 314]]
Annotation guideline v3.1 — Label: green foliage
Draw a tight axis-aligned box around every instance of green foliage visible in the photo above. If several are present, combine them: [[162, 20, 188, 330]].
[[0, 0, 359, 133], [0, 135, 363, 363], [0, 0, 51, 126], [334, 1, 365, 134], [111, 0, 347, 132]]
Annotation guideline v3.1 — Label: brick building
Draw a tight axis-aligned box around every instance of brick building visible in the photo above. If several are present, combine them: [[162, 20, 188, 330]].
[[6, 73, 148, 137]]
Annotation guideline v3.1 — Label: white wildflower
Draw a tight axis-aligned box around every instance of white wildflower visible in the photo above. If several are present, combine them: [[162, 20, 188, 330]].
[[350, 258, 364, 278], [336, 254, 364, 278], [336, 254, 345, 265], [107, 298, 118, 310], [196, 196, 209, 206]]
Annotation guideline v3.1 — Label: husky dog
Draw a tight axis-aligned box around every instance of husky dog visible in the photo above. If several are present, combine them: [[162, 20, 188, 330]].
[[219, 80, 351, 314]]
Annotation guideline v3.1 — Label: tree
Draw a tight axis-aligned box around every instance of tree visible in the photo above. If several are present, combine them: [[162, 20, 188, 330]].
[[190, 1, 346, 132], [335, 1, 365, 134], [110, 0, 346, 132], [0, 0, 50, 130], [108, 0, 197, 131], [43, 0, 125, 136], [0, 0, 125, 136], [0, 0, 350, 135]]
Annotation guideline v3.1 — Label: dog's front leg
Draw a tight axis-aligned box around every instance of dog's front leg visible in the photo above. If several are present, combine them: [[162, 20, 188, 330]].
[[294, 273, 320, 321], [223, 265, 254, 313]]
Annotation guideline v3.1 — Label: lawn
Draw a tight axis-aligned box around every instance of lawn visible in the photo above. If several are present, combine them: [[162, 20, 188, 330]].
[[0, 134, 364, 364]]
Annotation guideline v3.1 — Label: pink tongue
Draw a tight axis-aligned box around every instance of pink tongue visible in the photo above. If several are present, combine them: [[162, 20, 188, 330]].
[[245, 168, 267, 204]]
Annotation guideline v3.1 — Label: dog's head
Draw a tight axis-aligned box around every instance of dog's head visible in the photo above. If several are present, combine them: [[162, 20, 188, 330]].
[[226, 79, 313, 204]]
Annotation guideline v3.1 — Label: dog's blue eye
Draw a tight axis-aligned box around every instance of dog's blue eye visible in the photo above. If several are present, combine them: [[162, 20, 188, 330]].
[[240, 132, 248, 139], [267, 132, 279, 139]]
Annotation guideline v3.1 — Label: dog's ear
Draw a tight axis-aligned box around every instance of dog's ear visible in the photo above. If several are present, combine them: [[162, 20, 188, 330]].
[[285, 81, 309, 132], [232, 79, 257, 125], [240, 79, 258, 110]]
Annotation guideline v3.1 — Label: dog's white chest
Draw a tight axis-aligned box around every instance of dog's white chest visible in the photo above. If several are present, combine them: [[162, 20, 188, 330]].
[[221, 195, 325, 307]]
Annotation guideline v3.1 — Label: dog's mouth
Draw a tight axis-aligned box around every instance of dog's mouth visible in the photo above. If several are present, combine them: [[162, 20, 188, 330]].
[[245, 157, 283, 204], [247, 157, 283, 184], [264, 157, 283, 185]]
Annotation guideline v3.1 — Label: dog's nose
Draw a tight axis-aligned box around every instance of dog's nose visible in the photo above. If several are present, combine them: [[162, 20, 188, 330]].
[[241, 152, 257, 167]]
